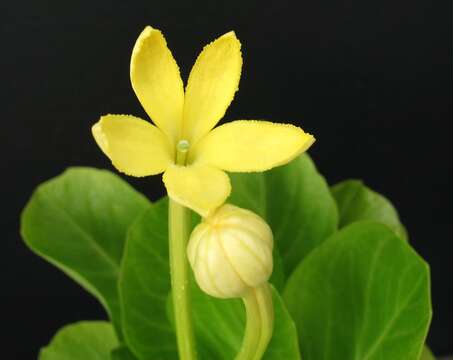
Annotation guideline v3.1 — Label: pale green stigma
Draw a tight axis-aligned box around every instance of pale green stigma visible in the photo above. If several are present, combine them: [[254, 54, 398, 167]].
[[176, 139, 190, 165], [177, 139, 190, 153]]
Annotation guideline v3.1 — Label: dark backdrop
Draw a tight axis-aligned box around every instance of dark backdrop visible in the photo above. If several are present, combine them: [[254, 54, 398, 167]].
[[2, 0, 452, 358]]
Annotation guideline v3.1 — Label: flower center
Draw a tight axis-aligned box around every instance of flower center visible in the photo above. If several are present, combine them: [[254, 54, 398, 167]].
[[176, 139, 190, 165]]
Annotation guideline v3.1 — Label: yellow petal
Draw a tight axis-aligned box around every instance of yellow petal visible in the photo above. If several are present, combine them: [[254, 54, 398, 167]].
[[92, 114, 173, 177], [191, 120, 315, 172], [182, 31, 242, 144], [130, 26, 184, 143], [163, 164, 231, 217]]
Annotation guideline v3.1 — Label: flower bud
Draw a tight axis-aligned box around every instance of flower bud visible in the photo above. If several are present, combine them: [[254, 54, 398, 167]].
[[187, 204, 273, 299]]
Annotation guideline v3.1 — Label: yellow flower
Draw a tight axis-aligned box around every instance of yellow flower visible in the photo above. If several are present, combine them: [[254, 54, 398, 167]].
[[92, 26, 315, 217]]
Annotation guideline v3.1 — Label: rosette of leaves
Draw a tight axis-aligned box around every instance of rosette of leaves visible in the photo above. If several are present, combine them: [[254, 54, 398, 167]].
[[21, 154, 434, 360]]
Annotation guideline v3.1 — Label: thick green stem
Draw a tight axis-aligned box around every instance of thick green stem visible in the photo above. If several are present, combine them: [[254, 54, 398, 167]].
[[168, 139, 196, 359], [235, 283, 274, 360], [169, 197, 197, 360]]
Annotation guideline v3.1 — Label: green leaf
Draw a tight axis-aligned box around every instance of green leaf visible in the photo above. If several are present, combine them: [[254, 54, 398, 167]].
[[39, 321, 118, 360], [229, 154, 338, 279], [331, 179, 407, 240], [420, 346, 436, 360], [110, 345, 137, 360], [191, 284, 301, 360], [284, 222, 432, 360], [119, 198, 178, 360], [120, 197, 300, 359], [21, 167, 150, 335]]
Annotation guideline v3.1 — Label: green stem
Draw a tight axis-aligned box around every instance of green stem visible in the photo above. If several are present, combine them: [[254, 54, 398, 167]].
[[169, 197, 197, 360], [235, 283, 274, 360], [236, 288, 262, 360], [253, 283, 274, 360], [168, 139, 196, 359]]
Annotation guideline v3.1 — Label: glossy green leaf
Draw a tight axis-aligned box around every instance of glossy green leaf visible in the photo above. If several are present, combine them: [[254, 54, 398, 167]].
[[331, 179, 407, 240], [120, 197, 299, 359], [229, 154, 338, 279], [420, 346, 436, 360], [119, 198, 178, 359], [284, 221, 431, 360], [39, 321, 118, 360], [110, 345, 138, 360], [21, 167, 150, 335]]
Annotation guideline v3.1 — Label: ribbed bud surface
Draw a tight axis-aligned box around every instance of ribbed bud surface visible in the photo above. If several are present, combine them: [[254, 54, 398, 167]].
[[187, 204, 273, 299]]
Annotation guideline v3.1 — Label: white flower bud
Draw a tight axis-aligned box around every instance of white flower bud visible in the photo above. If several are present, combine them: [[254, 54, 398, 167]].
[[187, 204, 273, 299]]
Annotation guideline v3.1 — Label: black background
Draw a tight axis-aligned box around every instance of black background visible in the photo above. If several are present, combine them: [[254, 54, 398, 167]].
[[2, 0, 452, 358]]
